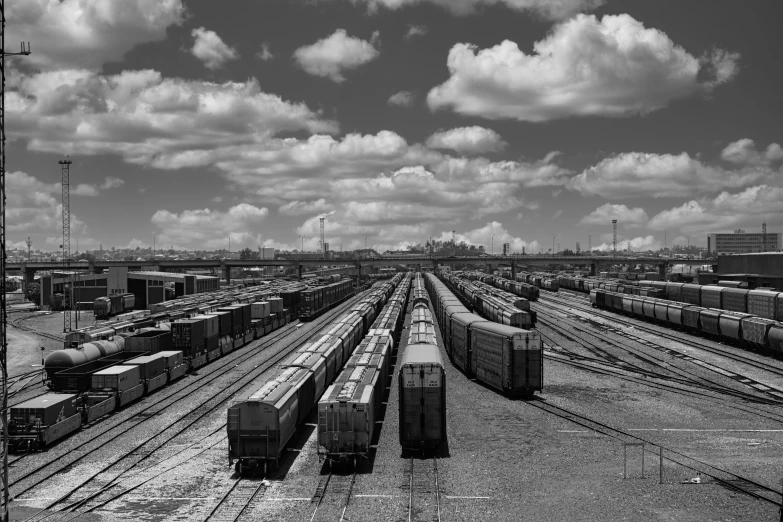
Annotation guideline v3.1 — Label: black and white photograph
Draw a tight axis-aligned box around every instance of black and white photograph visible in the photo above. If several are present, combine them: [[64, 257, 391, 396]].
[[1, 0, 782, 520]]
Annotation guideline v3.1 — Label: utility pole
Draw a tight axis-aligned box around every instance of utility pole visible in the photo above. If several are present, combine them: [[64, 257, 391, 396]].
[[551, 234, 557, 255], [588, 235, 592, 253], [320, 217, 326, 259], [59, 157, 72, 334], [452, 230, 456, 256], [612, 219, 618, 255], [762, 221, 767, 252], [491, 233, 495, 256], [25, 236, 31, 261], [3, 27, 31, 522]]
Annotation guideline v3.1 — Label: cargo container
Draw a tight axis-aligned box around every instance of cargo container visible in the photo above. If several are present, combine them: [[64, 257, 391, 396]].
[[91, 365, 142, 392], [171, 319, 206, 355], [398, 344, 446, 450], [268, 297, 283, 314], [8, 394, 82, 451], [212, 311, 233, 337], [10, 393, 79, 427], [192, 314, 219, 339], [251, 302, 271, 319], [50, 351, 149, 393]]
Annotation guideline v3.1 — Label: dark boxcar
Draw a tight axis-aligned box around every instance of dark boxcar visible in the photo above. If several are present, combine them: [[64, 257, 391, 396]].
[[681, 284, 702, 306], [747, 290, 779, 320], [701, 286, 724, 310], [450, 312, 487, 371], [470, 321, 543, 397], [398, 344, 446, 450], [722, 288, 749, 313]]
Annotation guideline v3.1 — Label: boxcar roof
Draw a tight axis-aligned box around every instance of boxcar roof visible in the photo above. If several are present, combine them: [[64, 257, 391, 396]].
[[399, 344, 444, 367]]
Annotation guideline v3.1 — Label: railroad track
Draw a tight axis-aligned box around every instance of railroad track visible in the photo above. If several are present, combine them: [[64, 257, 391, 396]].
[[11, 292, 367, 517], [542, 345, 783, 424], [543, 291, 783, 378], [204, 477, 268, 522], [406, 456, 441, 522], [534, 308, 783, 406], [309, 471, 357, 522], [9, 313, 66, 344], [526, 399, 783, 506]]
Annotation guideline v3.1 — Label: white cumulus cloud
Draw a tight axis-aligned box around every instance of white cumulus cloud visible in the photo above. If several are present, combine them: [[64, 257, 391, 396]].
[[568, 151, 767, 199], [257, 43, 274, 61], [388, 91, 416, 107], [6, 0, 184, 71], [720, 139, 783, 167], [580, 203, 649, 227], [404, 25, 427, 39], [278, 199, 333, 216], [427, 14, 740, 122], [191, 27, 239, 70], [344, 0, 603, 20], [151, 203, 270, 248], [293, 29, 380, 83], [425, 126, 506, 154]]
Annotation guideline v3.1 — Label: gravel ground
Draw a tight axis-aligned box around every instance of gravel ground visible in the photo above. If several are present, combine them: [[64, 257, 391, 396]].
[[9, 283, 782, 521]]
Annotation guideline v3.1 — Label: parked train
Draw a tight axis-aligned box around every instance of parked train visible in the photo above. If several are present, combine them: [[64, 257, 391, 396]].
[[227, 275, 406, 475], [425, 273, 543, 398], [20, 279, 356, 452], [439, 272, 535, 329], [398, 281, 447, 450], [559, 275, 783, 322], [93, 293, 136, 319], [316, 276, 411, 467], [590, 288, 783, 354]]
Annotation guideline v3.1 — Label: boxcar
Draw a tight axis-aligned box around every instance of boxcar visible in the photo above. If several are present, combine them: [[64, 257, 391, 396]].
[[398, 344, 446, 450], [469, 322, 543, 397]]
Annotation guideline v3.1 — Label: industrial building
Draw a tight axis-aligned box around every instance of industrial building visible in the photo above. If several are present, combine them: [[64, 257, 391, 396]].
[[39, 268, 219, 310], [707, 230, 782, 254], [697, 252, 783, 290]]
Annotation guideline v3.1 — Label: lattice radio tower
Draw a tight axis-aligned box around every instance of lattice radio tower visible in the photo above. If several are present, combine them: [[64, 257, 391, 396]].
[[59, 157, 72, 332], [612, 219, 618, 254], [1, 5, 31, 519]]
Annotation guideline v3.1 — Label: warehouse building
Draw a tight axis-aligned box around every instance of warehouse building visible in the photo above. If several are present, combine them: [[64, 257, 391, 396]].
[[707, 230, 782, 254], [697, 252, 783, 290], [40, 268, 219, 310]]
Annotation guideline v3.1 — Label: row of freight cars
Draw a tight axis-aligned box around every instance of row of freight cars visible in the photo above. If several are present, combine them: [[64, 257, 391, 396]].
[[439, 272, 536, 329], [227, 275, 409, 474], [398, 276, 447, 450], [559, 275, 783, 322], [590, 289, 783, 354], [495, 270, 559, 293], [316, 275, 419, 466], [425, 272, 543, 398], [93, 293, 136, 319], [12, 281, 357, 452]]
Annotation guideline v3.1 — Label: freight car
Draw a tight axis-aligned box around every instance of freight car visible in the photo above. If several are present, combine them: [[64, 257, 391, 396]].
[[227, 274, 406, 475], [560, 275, 783, 321], [425, 273, 543, 398], [399, 274, 446, 451], [8, 394, 82, 452], [93, 293, 136, 319], [590, 288, 783, 355]]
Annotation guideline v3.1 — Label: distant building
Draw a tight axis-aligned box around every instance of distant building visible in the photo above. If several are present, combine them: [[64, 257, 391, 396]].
[[707, 230, 782, 254]]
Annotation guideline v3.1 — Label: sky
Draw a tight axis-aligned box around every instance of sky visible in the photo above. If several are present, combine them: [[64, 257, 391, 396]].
[[5, 0, 783, 254]]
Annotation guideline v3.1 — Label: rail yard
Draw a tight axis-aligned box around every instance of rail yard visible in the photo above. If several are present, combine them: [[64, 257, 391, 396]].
[[0, 269, 778, 521]]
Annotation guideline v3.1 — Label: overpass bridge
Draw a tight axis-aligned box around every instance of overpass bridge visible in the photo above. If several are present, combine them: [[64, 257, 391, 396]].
[[7, 255, 714, 288]]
